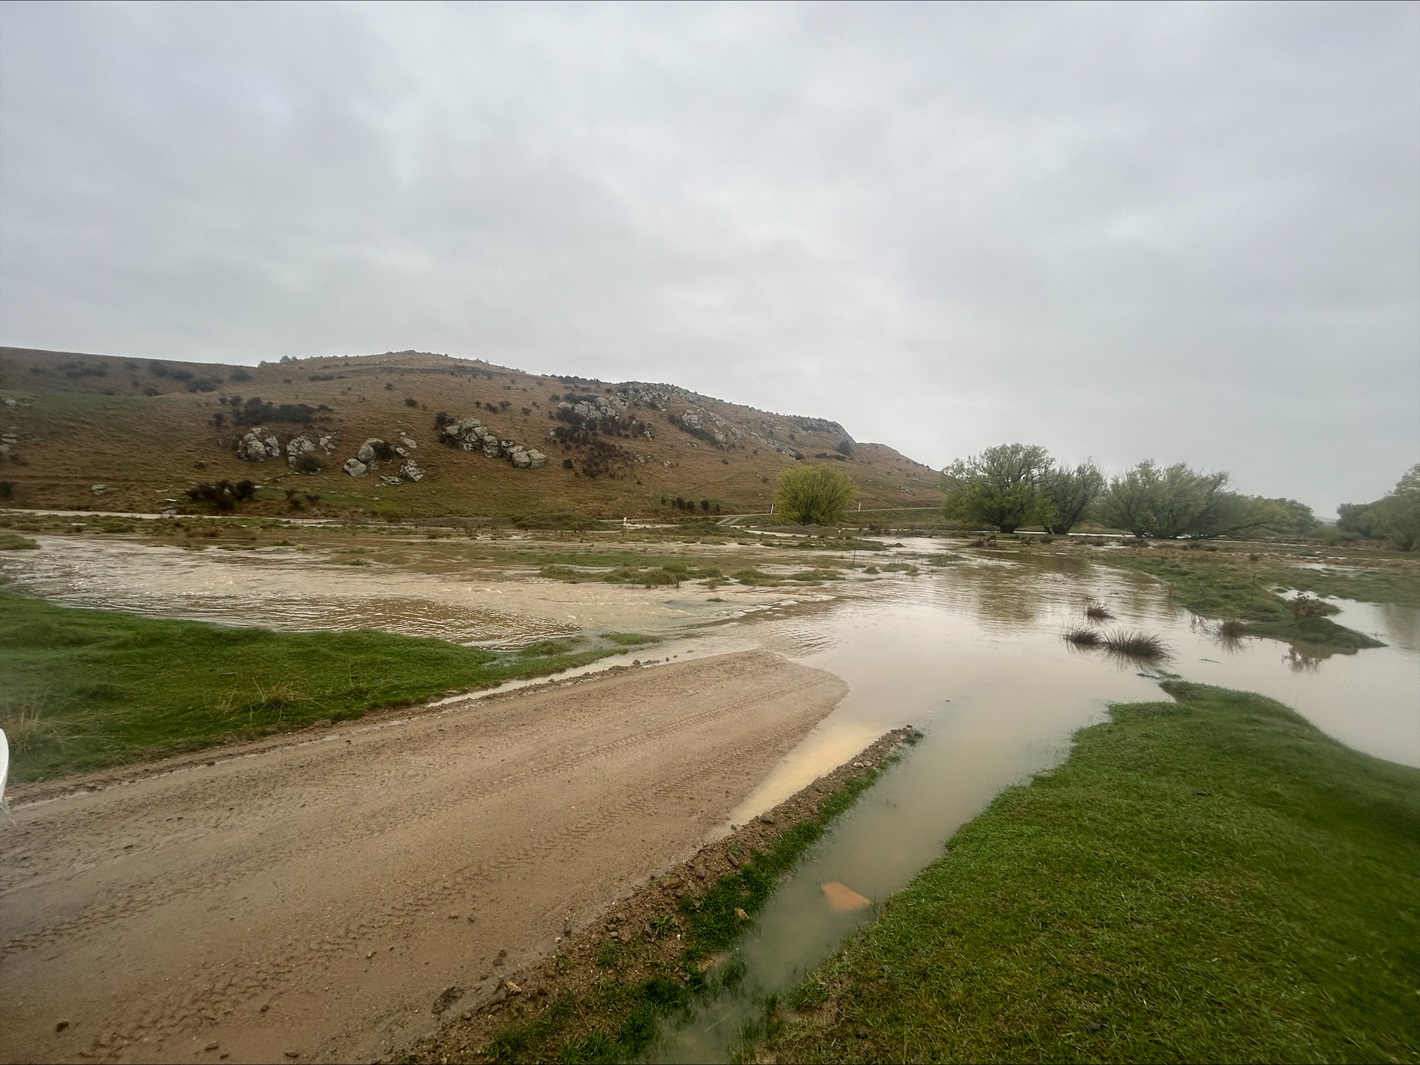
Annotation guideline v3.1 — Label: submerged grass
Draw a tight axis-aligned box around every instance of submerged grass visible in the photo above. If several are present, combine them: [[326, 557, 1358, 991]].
[[1107, 552, 1390, 650], [1100, 628, 1172, 660], [1084, 599, 1115, 620], [1062, 625, 1104, 647], [0, 588, 619, 783], [757, 682, 1420, 1064]]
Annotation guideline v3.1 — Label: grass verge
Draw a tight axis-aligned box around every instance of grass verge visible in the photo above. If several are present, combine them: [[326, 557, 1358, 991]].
[[756, 682, 1420, 1064], [0, 588, 619, 783], [1106, 552, 1390, 650]]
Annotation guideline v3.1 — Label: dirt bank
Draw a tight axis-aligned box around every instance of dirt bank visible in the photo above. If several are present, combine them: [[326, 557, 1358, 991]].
[[0, 651, 847, 1065], [399, 727, 917, 1064]]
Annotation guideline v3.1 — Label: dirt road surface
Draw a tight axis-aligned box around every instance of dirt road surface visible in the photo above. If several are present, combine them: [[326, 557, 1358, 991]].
[[0, 651, 847, 1064]]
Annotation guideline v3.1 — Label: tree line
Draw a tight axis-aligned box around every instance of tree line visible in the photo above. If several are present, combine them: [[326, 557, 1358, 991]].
[[770, 445, 1417, 550], [1336, 465, 1420, 550], [941, 444, 1417, 546]]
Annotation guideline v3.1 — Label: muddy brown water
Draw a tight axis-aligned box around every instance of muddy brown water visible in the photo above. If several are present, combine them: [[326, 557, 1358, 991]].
[[648, 547, 1420, 1062], [3, 534, 1416, 1063]]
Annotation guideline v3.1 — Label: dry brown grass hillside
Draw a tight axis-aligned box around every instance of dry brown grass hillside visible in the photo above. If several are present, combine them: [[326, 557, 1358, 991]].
[[0, 347, 943, 520]]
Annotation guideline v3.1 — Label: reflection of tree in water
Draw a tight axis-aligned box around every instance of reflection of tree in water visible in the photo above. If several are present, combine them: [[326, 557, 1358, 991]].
[[1285, 645, 1326, 674], [954, 568, 1041, 632]]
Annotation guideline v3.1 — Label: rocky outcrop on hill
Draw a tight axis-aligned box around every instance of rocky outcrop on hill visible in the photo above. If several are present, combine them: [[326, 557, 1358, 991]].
[[439, 417, 546, 469], [341, 436, 427, 483], [236, 427, 338, 469]]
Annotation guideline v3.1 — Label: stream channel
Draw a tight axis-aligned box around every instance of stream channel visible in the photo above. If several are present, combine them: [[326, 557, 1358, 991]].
[[3, 534, 1417, 1061]]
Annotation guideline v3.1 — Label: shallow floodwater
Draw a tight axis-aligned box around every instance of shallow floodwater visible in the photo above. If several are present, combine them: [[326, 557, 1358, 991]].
[[0, 535, 794, 648], [3, 534, 1416, 1062], [646, 549, 1420, 1062]]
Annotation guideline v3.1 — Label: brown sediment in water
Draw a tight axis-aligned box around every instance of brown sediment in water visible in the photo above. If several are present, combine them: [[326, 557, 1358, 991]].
[[397, 727, 916, 1065]]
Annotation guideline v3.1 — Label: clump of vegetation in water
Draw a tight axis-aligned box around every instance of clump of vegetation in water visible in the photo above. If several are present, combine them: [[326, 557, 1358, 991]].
[[0, 532, 40, 550], [1102, 629, 1172, 660], [731, 568, 779, 586], [1084, 599, 1115, 620], [1062, 626, 1104, 648], [754, 683, 1420, 1065]]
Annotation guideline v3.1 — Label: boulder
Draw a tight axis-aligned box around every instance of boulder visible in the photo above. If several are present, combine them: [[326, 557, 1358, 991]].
[[237, 427, 282, 462], [399, 460, 426, 482], [342, 458, 369, 478], [286, 436, 318, 467]]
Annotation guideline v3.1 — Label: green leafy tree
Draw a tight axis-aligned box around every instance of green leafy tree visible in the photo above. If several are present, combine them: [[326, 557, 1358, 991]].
[[1243, 497, 1318, 538], [1336, 502, 1380, 538], [1097, 461, 1241, 538], [775, 464, 856, 525], [940, 444, 1053, 533], [1038, 462, 1105, 535], [1368, 464, 1420, 550]]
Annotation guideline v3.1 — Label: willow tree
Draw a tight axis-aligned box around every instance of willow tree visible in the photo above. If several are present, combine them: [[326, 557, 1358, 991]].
[[776, 464, 857, 525], [1039, 462, 1105, 535], [940, 443, 1052, 533], [1097, 461, 1238, 538]]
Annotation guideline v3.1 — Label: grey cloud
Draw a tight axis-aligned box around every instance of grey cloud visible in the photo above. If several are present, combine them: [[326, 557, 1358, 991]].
[[1, 1, 1415, 511]]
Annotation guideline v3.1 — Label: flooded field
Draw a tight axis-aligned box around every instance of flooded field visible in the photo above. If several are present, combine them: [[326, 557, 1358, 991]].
[[648, 547, 1420, 1060], [3, 530, 1416, 1063]]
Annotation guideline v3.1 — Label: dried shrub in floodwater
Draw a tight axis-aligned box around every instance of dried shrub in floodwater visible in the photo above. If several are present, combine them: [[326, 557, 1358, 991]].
[[1084, 600, 1115, 621], [1063, 626, 1104, 648], [1102, 629, 1172, 661], [1219, 619, 1247, 639]]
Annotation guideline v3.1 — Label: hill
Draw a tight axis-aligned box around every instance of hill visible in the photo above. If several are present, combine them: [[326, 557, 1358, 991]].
[[0, 347, 943, 520]]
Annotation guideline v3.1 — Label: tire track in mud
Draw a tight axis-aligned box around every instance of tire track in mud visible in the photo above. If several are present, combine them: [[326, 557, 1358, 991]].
[[84, 718, 820, 1061], [0, 651, 849, 1065], [0, 660, 825, 958]]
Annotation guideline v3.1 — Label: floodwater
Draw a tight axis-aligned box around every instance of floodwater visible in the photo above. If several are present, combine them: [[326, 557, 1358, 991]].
[[4, 533, 1417, 1062], [646, 545, 1420, 1062], [0, 535, 802, 648]]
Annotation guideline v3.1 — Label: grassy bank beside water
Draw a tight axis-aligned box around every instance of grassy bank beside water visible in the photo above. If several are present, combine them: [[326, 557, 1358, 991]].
[[1105, 551, 1413, 650], [757, 682, 1420, 1064], [0, 589, 636, 783]]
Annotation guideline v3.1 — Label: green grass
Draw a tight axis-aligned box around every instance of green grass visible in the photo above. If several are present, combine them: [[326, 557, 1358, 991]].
[[758, 682, 1420, 1064], [601, 632, 662, 647], [731, 568, 779, 586], [470, 755, 902, 1064], [1106, 553, 1389, 650], [532, 554, 724, 587], [0, 531, 40, 549], [0, 589, 619, 783]]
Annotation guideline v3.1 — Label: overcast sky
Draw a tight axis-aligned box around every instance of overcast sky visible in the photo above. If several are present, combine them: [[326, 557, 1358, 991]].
[[2, 2, 1416, 513]]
